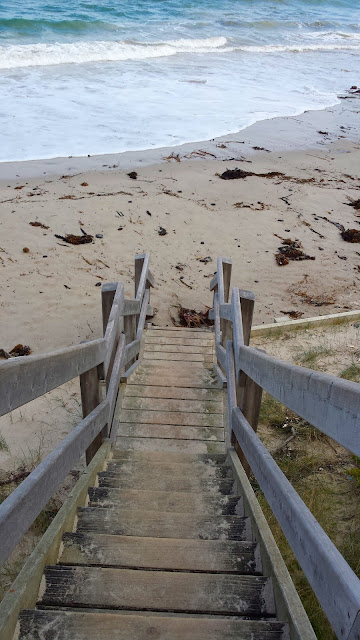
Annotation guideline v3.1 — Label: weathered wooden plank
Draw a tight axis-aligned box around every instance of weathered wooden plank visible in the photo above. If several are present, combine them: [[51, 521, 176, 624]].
[[101, 283, 116, 335], [106, 458, 231, 478], [238, 345, 360, 457], [80, 364, 102, 464], [88, 487, 242, 515], [111, 449, 226, 463], [117, 423, 224, 441], [231, 288, 244, 380], [145, 336, 213, 346], [19, 610, 288, 640], [125, 338, 140, 364], [0, 338, 105, 417], [146, 329, 213, 338], [77, 507, 250, 540], [60, 532, 259, 573], [103, 284, 124, 376], [0, 401, 108, 569], [106, 334, 126, 432], [120, 409, 223, 427], [216, 343, 226, 370], [97, 471, 233, 493], [125, 384, 222, 401], [115, 436, 225, 454], [123, 298, 141, 316], [134, 360, 214, 371], [122, 396, 222, 414], [128, 376, 219, 389], [135, 253, 150, 300], [232, 407, 360, 640], [144, 344, 213, 354], [143, 352, 213, 362], [40, 565, 273, 615], [135, 289, 150, 341], [0, 442, 110, 640]]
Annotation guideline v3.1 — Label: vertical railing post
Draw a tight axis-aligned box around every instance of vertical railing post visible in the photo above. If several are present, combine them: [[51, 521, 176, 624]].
[[80, 365, 103, 465], [233, 290, 263, 476], [239, 290, 255, 347], [101, 283, 116, 336], [219, 259, 232, 349]]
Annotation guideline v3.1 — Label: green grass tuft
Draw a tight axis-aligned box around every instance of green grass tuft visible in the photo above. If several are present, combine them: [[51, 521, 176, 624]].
[[340, 363, 360, 382]]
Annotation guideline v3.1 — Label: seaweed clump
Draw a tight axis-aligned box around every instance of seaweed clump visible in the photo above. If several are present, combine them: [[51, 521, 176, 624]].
[[275, 238, 315, 266]]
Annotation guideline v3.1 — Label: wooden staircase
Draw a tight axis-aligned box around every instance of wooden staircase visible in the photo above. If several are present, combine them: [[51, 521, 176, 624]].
[[18, 327, 289, 639]]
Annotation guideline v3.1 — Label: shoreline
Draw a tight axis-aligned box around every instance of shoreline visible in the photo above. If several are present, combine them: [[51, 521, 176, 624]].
[[0, 90, 360, 466], [1, 95, 359, 182]]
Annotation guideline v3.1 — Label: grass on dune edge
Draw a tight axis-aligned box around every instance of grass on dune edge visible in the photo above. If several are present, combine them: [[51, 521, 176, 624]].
[[251, 391, 360, 640]]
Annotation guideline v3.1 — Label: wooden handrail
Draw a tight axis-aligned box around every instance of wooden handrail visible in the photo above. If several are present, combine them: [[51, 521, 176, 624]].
[[237, 345, 360, 457], [0, 400, 109, 568], [211, 256, 360, 640], [231, 405, 360, 640], [0, 339, 106, 417], [0, 252, 154, 570]]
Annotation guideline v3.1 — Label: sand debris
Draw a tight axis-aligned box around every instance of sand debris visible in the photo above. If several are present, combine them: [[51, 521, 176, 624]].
[[171, 305, 213, 328], [29, 221, 49, 230], [0, 344, 32, 360], [55, 229, 93, 245], [275, 236, 315, 266]]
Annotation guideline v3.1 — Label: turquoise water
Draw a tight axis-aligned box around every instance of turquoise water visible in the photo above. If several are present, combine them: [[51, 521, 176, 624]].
[[0, 0, 359, 161]]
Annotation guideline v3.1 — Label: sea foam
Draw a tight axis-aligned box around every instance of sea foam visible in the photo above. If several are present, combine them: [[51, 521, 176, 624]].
[[0, 37, 228, 69]]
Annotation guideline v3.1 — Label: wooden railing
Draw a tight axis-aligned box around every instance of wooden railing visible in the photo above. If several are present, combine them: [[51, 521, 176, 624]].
[[211, 257, 360, 640], [0, 253, 154, 569]]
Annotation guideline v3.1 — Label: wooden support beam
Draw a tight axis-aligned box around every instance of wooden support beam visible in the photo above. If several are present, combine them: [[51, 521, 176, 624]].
[[80, 366, 103, 464]]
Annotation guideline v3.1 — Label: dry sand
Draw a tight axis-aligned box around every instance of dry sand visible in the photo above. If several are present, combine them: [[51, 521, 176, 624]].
[[0, 93, 360, 467]]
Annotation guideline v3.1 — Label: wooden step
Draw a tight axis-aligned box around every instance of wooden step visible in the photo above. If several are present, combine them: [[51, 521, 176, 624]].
[[124, 384, 222, 401], [105, 460, 232, 479], [117, 423, 224, 442], [143, 352, 213, 363], [119, 409, 223, 428], [20, 610, 288, 640], [60, 532, 261, 573], [115, 436, 225, 454], [121, 396, 222, 414], [110, 449, 226, 464], [146, 329, 213, 338], [97, 471, 233, 493], [145, 336, 213, 346], [88, 487, 243, 515], [144, 344, 213, 354], [39, 566, 275, 616], [127, 375, 219, 389], [76, 507, 251, 540], [136, 360, 213, 371]]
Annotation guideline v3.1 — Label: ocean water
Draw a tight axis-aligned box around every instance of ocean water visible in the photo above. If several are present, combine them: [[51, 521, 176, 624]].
[[0, 0, 359, 162]]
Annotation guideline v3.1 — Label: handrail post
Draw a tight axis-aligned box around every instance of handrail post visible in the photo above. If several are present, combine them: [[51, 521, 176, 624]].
[[80, 365, 103, 464], [102, 283, 116, 336], [219, 259, 232, 349], [239, 291, 255, 347], [230, 287, 262, 476]]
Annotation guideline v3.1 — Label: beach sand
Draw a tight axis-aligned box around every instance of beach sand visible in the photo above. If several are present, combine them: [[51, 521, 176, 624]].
[[0, 93, 359, 467]]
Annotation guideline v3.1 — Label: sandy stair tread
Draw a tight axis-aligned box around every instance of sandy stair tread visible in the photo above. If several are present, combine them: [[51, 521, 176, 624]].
[[60, 532, 261, 573], [121, 396, 222, 413], [115, 436, 226, 454], [87, 486, 243, 515], [96, 470, 233, 493], [38, 565, 275, 616], [116, 423, 224, 442], [105, 459, 232, 477], [19, 610, 289, 640], [76, 506, 251, 540], [123, 384, 223, 400]]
